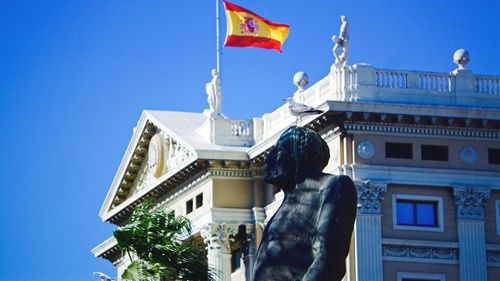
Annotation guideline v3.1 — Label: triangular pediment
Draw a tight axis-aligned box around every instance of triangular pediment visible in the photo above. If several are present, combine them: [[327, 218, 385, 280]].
[[99, 111, 198, 222]]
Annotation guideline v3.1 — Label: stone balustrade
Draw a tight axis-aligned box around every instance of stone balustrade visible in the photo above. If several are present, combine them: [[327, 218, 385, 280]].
[[475, 75, 500, 95], [259, 64, 500, 139], [201, 117, 254, 147]]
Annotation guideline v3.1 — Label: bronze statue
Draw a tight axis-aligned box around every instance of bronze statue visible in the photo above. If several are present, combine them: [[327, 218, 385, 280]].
[[253, 126, 357, 281]]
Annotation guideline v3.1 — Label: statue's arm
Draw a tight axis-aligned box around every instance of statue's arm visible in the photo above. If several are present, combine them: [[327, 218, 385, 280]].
[[339, 23, 348, 39], [302, 175, 357, 281]]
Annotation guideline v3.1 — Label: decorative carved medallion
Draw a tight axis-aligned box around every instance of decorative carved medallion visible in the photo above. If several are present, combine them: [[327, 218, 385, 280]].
[[148, 133, 165, 178], [355, 180, 387, 214], [357, 140, 375, 160], [453, 187, 490, 220], [460, 146, 478, 165]]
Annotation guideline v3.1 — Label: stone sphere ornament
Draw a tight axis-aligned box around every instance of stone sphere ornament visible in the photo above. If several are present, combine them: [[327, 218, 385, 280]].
[[453, 49, 470, 70], [357, 140, 376, 160], [293, 71, 309, 91]]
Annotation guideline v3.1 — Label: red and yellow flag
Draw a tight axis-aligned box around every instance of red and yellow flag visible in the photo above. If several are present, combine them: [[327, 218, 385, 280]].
[[223, 0, 290, 53]]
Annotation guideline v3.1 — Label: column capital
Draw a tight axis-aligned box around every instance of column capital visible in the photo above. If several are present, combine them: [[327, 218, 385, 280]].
[[453, 187, 491, 220], [355, 180, 388, 215], [201, 223, 234, 254]]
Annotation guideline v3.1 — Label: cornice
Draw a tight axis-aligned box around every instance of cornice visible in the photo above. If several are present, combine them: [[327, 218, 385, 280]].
[[344, 121, 500, 139], [105, 159, 208, 225], [349, 164, 500, 189], [110, 121, 157, 208], [99, 115, 157, 219], [92, 237, 120, 263], [105, 158, 263, 225]]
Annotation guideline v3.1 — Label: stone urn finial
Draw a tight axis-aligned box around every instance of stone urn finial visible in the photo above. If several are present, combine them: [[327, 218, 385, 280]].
[[293, 71, 309, 92], [453, 49, 470, 70]]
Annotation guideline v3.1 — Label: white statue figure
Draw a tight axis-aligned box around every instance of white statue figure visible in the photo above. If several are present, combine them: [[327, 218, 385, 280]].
[[205, 69, 222, 116], [332, 15, 349, 68]]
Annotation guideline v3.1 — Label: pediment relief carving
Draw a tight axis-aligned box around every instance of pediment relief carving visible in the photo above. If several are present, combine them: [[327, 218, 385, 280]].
[[110, 123, 195, 209], [134, 131, 194, 193]]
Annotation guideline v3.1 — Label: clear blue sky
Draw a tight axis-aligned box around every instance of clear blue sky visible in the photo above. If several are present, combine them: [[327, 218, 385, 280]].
[[0, 0, 498, 280]]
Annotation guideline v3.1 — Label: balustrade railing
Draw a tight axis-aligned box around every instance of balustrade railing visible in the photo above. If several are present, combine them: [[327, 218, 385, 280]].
[[418, 73, 451, 92], [230, 120, 252, 137], [376, 71, 408, 89], [260, 64, 500, 139], [475, 75, 500, 95]]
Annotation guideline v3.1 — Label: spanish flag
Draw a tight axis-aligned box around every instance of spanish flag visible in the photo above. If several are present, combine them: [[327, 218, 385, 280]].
[[223, 0, 290, 53]]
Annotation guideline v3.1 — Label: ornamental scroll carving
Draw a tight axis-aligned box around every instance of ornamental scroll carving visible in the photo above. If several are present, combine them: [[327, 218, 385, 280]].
[[453, 187, 490, 220], [355, 180, 387, 214], [201, 223, 234, 254]]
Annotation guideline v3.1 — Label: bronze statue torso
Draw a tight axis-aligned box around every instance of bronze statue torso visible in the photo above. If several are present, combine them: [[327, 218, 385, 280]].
[[253, 175, 356, 281]]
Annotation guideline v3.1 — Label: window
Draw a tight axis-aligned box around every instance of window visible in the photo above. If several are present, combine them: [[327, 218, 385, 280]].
[[231, 249, 242, 272], [496, 200, 500, 235], [397, 272, 445, 281], [392, 194, 444, 232], [186, 199, 193, 214], [396, 200, 437, 227], [196, 193, 203, 208], [489, 148, 500, 164], [386, 142, 413, 159], [421, 145, 448, 161]]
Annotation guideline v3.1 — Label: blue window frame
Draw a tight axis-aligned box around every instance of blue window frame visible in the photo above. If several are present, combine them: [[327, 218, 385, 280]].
[[396, 199, 438, 227]]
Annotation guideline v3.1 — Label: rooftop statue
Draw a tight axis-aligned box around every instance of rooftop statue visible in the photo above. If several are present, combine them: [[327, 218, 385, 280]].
[[252, 126, 357, 281], [332, 15, 349, 68], [205, 69, 222, 116]]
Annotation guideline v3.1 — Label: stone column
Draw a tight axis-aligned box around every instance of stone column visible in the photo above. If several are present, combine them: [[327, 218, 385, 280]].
[[201, 223, 233, 281], [354, 180, 387, 281], [453, 187, 490, 281]]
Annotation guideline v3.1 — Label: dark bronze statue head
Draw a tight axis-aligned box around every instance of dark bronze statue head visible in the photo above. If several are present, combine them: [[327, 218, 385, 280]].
[[264, 126, 330, 190]]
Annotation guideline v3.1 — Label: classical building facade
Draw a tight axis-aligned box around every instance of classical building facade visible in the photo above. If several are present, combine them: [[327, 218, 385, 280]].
[[93, 59, 500, 281]]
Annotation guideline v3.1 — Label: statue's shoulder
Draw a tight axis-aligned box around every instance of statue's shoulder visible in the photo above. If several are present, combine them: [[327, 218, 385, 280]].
[[322, 173, 353, 184], [320, 174, 356, 192]]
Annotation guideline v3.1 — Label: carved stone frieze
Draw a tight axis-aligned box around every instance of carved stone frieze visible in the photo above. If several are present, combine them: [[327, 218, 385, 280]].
[[201, 223, 234, 254], [207, 159, 253, 178], [355, 180, 387, 214], [453, 187, 490, 220], [383, 244, 458, 261]]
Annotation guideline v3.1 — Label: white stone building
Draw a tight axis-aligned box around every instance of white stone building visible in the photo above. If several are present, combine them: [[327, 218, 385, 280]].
[[93, 57, 500, 281]]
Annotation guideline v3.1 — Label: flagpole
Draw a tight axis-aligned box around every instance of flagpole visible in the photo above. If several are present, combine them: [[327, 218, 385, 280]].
[[216, 0, 221, 73]]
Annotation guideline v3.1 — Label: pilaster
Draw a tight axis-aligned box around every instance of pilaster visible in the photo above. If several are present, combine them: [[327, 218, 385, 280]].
[[354, 180, 387, 281], [453, 187, 490, 281], [201, 223, 233, 281]]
